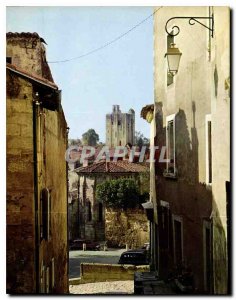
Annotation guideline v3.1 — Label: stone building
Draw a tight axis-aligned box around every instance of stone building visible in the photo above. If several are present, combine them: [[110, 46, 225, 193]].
[[68, 169, 79, 241], [6, 32, 68, 294], [74, 160, 149, 248], [145, 7, 230, 294], [106, 105, 135, 147]]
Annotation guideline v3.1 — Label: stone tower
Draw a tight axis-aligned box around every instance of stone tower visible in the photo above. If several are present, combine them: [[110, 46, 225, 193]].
[[106, 105, 135, 147], [6, 32, 54, 82]]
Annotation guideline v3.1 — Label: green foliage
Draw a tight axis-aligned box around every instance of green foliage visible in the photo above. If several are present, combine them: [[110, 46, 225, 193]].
[[68, 138, 82, 146], [135, 131, 150, 148], [96, 178, 148, 209], [82, 129, 99, 146]]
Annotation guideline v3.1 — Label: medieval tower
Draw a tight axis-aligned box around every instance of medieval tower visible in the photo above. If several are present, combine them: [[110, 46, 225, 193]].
[[106, 105, 135, 147]]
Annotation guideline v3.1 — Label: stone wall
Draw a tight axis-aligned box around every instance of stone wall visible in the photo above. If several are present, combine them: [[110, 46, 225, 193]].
[[38, 104, 68, 294], [152, 6, 230, 293], [6, 33, 53, 82], [6, 69, 68, 293], [74, 263, 149, 284], [78, 175, 105, 241], [68, 171, 79, 241], [7, 73, 35, 293], [105, 208, 149, 248]]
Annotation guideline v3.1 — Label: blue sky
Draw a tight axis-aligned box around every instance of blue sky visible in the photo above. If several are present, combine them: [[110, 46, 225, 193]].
[[6, 6, 154, 142]]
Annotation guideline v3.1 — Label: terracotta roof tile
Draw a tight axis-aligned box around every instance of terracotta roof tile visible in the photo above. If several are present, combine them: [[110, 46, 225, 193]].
[[7, 32, 40, 39], [75, 160, 149, 174]]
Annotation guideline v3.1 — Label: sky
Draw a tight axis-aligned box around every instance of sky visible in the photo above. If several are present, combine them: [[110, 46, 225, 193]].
[[6, 6, 154, 142]]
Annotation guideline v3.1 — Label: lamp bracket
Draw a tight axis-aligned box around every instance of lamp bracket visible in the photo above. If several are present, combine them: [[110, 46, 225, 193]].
[[165, 15, 214, 38]]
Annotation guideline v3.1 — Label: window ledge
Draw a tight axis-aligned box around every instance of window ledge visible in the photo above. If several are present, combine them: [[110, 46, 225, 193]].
[[163, 170, 178, 179]]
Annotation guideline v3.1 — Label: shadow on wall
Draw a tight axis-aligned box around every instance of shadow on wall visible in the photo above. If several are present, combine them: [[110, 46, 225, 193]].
[[153, 101, 228, 293]]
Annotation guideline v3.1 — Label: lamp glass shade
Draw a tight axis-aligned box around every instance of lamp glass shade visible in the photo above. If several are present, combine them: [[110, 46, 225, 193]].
[[165, 44, 182, 74]]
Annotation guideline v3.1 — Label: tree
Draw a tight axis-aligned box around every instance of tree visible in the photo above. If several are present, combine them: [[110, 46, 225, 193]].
[[96, 178, 146, 209], [68, 138, 82, 146], [82, 129, 99, 146], [135, 131, 150, 148]]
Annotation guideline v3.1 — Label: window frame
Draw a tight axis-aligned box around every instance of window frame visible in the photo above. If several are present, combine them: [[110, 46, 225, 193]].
[[172, 215, 183, 266], [98, 202, 103, 222], [205, 114, 212, 185], [40, 188, 51, 241], [51, 258, 55, 290], [165, 114, 176, 177]]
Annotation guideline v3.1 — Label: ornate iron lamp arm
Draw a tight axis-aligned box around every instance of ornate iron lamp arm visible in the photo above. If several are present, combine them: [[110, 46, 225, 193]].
[[165, 15, 214, 38]]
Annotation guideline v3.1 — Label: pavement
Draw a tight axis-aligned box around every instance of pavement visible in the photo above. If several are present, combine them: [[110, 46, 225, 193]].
[[69, 248, 126, 278], [70, 280, 134, 294]]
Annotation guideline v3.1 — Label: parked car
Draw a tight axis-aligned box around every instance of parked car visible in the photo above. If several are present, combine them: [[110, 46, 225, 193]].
[[142, 242, 150, 251], [69, 239, 100, 251], [118, 249, 149, 265]]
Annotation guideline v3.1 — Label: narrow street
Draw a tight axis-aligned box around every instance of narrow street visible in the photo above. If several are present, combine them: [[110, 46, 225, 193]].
[[69, 248, 134, 294], [6, 6, 231, 295], [70, 281, 134, 295], [69, 248, 125, 278]]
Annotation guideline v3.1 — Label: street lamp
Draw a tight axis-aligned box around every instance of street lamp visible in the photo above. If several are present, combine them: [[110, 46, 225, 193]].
[[165, 43, 182, 76]]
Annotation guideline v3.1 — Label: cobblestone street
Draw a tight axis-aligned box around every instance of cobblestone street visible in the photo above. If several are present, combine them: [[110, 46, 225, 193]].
[[69, 280, 134, 294]]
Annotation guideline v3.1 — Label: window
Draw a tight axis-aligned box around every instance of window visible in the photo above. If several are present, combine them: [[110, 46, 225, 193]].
[[46, 267, 50, 293], [6, 57, 12, 64], [40, 188, 51, 240], [87, 201, 92, 222], [206, 115, 212, 184], [172, 215, 183, 266], [203, 220, 212, 292], [98, 202, 103, 222], [40, 262, 46, 293], [165, 114, 176, 176], [51, 258, 55, 290], [83, 181, 87, 200], [167, 32, 174, 86]]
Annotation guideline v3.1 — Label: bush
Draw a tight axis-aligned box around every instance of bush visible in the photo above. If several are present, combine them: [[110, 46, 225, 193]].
[[96, 178, 146, 209]]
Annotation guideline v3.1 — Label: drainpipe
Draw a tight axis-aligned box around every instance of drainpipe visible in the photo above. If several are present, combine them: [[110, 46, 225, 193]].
[[33, 93, 40, 293]]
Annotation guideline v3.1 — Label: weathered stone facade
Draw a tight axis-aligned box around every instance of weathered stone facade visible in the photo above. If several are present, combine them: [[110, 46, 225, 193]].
[[75, 161, 149, 246], [77, 175, 105, 241], [6, 33, 68, 294], [149, 7, 230, 294], [105, 208, 149, 248], [106, 105, 135, 147], [68, 169, 79, 241], [6, 32, 53, 82]]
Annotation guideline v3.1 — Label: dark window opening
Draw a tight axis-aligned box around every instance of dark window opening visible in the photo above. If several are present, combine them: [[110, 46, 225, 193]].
[[98, 202, 103, 222], [208, 120, 212, 183], [87, 201, 92, 222], [6, 57, 12, 64], [205, 226, 211, 292], [40, 188, 51, 241], [174, 219, 182, 265], [167, 119, 175, 174]]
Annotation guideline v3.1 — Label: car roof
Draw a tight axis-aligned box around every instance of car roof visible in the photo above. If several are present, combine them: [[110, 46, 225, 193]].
[[121, 249, 146, 255]]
